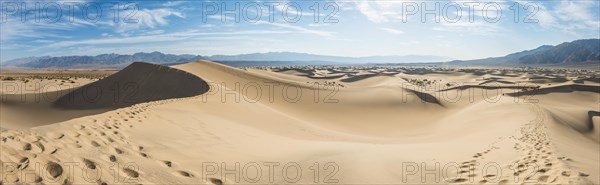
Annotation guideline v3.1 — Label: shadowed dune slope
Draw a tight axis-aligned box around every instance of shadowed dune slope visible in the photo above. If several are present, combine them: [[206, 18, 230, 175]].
[[507, 84, 600, 96], [53, 62, 209, 109]]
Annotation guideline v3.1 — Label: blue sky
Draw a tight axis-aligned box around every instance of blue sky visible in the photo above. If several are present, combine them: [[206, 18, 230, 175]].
[[0, 0, 599, 62]]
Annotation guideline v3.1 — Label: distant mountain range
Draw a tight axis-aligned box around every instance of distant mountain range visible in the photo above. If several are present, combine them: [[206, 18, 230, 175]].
[[1, 52, 206, 69], [209, 52, 452, 63], [1, 52, 451, 68], [448, 39, 599, 67], [2, 39, 598, 68]]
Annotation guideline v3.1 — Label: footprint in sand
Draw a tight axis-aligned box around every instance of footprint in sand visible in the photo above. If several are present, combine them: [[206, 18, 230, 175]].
[[451, 178, 467, 183], [75, 125, 85, 130], [106, 137, 115, 143], [138, 152, 149, 158], [24, 141, 45, 153], [46, 161, 63, 179], [17, 157, 29, 170], [47, 132, 65, 140], [484, 174, 496, 178], [537, 168, 549, 173], [100, 154, 117, 163], [158, 160, 172, 167], [22, 143, 32, 151], [174, 170, 194, 178], [81, 158, 97, 169], [123, 167, 140, 178], [209, 178, 223, 185], [68, 143, 82, 148], [114, 147, 124, 154], [108, 155, 117, 162], [49, 148, 59, 154], [91, 141, 101, 147]]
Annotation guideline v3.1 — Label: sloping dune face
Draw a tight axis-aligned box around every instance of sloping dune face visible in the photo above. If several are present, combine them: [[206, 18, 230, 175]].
[[53, 62, 209, 109], [1, 61, 598, 184], [174, 61, 450, 138]]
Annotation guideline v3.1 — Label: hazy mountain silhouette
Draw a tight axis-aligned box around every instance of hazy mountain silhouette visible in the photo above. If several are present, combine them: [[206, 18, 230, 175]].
[[450, 39, 599, 66], [2, 52, 451, 68], [2, 52, 206, 68], [2, 39, 598, 68]]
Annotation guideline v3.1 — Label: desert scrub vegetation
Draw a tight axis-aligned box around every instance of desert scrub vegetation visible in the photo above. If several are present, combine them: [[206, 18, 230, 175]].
[[306, 81, 345, 88], [0, 71, 113, 82], [403, 78, 439, 87], [520, 85, 541, 92], [2, 76, 16, 81]]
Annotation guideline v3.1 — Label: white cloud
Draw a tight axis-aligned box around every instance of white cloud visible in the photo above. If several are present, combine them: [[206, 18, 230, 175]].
[[162, 1, 186, 7], [379, 27, 405, 34], [554, 1, 599, 29], [353, 1, 509, 23], [116, 8, 184, 35], [353, 1, 406, 23], [514, 0, 599, 35]]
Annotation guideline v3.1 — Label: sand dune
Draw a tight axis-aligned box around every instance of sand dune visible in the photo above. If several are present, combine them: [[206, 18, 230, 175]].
[[1, 62, 208, 129], [1, 60, 598, 184], [54, 62, 209, 109]]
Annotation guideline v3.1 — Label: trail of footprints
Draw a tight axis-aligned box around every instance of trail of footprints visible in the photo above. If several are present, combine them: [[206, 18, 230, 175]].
[[2, 95, 587, 185], [451, 105, 591, 184], [0, 97, 221, 184]]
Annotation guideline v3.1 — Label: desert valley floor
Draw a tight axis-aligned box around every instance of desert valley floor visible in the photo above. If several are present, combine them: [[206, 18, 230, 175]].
[[0, 60, 598, 184]]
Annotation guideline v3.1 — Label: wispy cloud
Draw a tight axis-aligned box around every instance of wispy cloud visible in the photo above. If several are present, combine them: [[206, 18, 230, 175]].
[[34, 29, 298, 49], [0, 5, 181, 40], [0, 19, 98, 41], [162, 1, 186, 7], [116, 8, 184, 35], [255, 21, 336, 37], [379, 27, 405, 34], [514, 0, 599, 35], [353, 1, 406, 23]]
